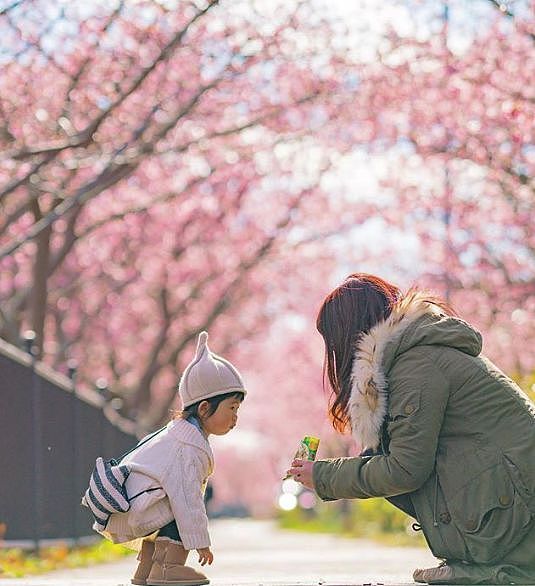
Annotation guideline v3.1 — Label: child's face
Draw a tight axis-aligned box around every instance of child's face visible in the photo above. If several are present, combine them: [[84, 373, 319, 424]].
[[202, 396, 242, 436]]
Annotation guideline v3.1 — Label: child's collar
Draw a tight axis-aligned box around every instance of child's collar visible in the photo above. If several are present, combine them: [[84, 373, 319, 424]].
[[187, 414, 209, 439]]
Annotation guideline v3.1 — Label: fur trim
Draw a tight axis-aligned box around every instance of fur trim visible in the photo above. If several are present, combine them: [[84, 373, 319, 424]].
[[349, 291, 443, 450]]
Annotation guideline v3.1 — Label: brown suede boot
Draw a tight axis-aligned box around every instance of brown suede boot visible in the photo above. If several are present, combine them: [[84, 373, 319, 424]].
[[145, 538, 171, 585], [147, 540, 209, 586], [131, 539, 156, 585], [414, 560, 531, 585], [413, 563, 454, 584]]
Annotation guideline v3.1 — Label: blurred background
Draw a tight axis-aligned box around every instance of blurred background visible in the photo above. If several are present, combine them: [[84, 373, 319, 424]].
[[0, 0, 534, 550]]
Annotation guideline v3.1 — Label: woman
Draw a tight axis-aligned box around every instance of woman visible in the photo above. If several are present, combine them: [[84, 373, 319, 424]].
[[289, 274, 535, 584]]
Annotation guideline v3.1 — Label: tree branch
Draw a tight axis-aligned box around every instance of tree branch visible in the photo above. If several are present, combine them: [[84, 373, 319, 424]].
[[486, 0, 535, 41], [0, 159, 136, 260], [0, 0, 25, 16], [0, 0, 219, 191], [77, 173, 214, 239], [60, 1, 125, 121]]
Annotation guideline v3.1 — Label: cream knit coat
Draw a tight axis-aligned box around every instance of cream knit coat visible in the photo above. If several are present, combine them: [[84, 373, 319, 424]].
[[100, 418, 213, 551]]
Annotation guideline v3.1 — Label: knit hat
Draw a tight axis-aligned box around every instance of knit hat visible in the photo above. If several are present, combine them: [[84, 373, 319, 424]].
[[179, 331, 246, 408]]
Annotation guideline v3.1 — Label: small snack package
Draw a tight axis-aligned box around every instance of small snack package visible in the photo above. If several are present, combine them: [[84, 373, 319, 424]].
[[283, 436, 320, 480]]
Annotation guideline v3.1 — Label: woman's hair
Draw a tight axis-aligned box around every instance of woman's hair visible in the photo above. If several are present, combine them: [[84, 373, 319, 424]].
[[179, 390, 245, 420], [316, 273, 453, 434]]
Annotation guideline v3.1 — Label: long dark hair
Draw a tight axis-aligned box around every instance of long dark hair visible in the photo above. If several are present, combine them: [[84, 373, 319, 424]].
[[316, 273, 453, 433]]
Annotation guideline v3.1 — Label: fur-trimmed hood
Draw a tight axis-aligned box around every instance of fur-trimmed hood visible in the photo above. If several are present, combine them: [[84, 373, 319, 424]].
[[349, 292, 482, 450]]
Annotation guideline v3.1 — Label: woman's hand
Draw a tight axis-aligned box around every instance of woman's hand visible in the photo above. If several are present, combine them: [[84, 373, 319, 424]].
[[287, 459, 315, 490], [196, 547, 213, 566]]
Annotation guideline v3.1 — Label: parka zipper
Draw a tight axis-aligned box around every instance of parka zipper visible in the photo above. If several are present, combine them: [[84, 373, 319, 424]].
[[433, 474, 439, 527]]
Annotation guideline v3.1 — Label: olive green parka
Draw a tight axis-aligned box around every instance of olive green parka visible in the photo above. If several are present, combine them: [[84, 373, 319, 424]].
[[313, 293, 535, 568]]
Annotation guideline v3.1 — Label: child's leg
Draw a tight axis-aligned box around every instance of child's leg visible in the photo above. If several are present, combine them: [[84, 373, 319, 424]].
[[157, 520, 181, 543]]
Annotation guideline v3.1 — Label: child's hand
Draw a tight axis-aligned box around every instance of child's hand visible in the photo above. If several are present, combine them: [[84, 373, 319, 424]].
[[287, 459, 315, 490], [196, 547, 213, 566]]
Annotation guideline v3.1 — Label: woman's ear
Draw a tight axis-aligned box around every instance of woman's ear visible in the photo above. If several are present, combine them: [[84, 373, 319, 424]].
[[197, 400, 210, 420]]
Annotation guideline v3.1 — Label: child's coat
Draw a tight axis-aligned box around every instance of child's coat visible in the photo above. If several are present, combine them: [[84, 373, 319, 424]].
[[100, 418, 213, 550]]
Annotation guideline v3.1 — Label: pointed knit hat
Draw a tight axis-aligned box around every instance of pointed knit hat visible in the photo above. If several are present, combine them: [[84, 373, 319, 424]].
[[179, 331, 246, 408]]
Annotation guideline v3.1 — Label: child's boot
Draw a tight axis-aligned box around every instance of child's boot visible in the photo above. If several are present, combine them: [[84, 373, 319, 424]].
[[131, 539, 156, 585], [145, 538, 171, 585], [147, 539, 209, 586]]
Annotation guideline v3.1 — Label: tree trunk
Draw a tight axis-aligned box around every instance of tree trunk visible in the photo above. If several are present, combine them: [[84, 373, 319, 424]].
[[29, 201, 52, 359]]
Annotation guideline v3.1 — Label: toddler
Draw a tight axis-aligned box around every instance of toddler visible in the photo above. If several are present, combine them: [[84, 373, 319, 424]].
[[101, 331, 246, 586]]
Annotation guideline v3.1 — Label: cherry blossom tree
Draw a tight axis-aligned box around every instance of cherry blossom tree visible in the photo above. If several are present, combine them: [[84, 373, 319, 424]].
[[330, 0, 535, 383], [1, 0, 533, 515], [0, 0, 378, 427]]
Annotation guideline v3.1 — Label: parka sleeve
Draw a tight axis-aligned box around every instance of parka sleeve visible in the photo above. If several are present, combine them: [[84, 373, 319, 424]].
[[163, 445, 211, 550], [313, 349, 450, 501]]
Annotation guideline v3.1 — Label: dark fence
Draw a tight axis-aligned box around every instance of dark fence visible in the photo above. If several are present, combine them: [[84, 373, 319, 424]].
[[0, 339, 138, 547]]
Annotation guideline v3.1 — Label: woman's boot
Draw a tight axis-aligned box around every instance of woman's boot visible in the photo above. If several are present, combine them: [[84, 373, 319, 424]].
[[413, 561, 535, 584], [131, 539, 156, 585], [147, 540, 209, 586]]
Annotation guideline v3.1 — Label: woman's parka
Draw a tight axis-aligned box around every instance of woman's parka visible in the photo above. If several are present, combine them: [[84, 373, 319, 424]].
[[313, 293, 535, 565]]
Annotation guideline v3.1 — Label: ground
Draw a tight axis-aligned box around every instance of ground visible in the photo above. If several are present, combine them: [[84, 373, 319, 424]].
[[0, 518, 437, 586]]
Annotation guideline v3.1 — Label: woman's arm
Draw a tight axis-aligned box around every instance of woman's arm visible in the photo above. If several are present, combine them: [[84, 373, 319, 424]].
[[312, 349, 450, 500]]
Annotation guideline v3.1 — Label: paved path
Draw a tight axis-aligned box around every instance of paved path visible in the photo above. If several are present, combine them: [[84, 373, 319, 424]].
[[0, 519, 437, 586]]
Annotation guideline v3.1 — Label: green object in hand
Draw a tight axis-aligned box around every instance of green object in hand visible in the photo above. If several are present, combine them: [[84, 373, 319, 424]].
[[300, 436, 320, 460], [283, 436, 320, 480]]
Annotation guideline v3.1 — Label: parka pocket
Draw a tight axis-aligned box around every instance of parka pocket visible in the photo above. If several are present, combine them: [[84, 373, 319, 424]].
[[448, 461, 533, 564]]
